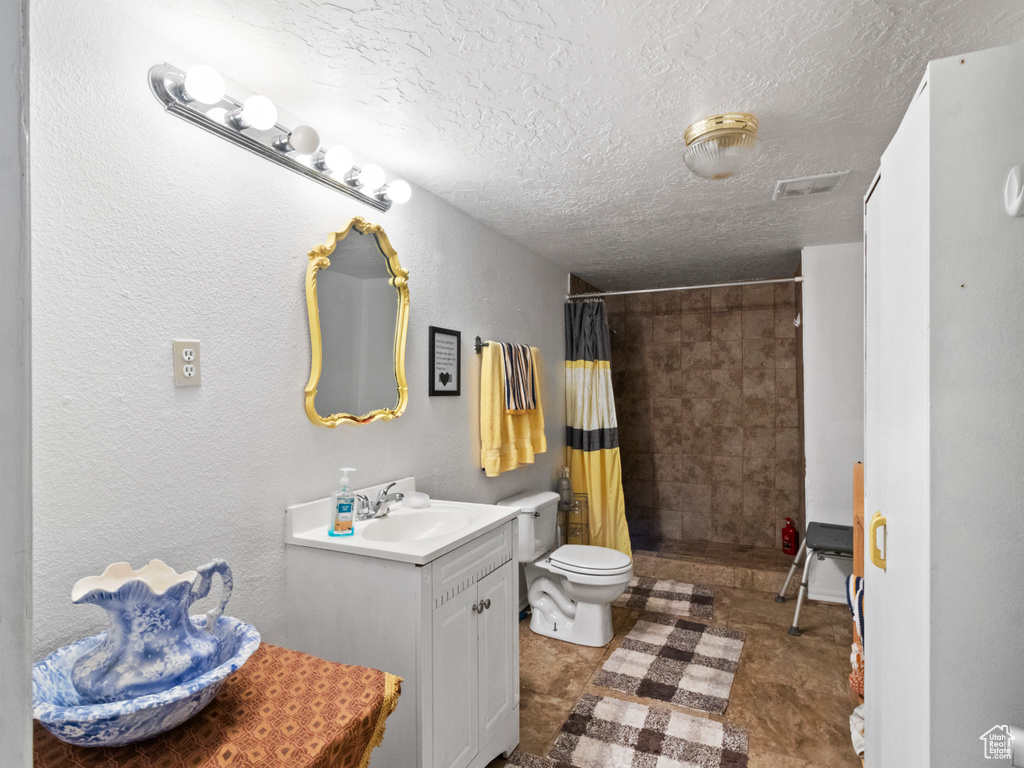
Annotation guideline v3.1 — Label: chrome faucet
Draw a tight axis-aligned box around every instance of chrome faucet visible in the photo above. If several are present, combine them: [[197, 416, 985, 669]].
[[355, 482, 405, 520]]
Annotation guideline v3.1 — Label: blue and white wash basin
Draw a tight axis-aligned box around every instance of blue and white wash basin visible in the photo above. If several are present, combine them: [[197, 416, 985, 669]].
[[33, 614, 260, 747]]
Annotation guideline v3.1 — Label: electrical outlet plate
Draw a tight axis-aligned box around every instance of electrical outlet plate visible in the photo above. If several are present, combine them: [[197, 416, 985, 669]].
[[173, 340, 201, 387]]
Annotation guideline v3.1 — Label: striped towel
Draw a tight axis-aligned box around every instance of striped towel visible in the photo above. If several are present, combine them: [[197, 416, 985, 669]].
[[846, 575, 864, 646], [500, 343, 537, 413]]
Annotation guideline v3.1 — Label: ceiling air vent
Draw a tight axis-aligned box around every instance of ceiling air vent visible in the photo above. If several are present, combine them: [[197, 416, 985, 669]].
[[772, 171, 850, 201]]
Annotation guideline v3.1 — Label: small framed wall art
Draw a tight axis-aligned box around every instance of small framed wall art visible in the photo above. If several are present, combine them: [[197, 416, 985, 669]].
[[429, 326, 461, 396]]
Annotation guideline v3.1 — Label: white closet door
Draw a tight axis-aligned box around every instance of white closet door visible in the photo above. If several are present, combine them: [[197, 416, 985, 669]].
[[864, 77, 933, 768], [925, 42, 1024, 763], [432, 588, 479, 768], [863, 171, 887, 766]]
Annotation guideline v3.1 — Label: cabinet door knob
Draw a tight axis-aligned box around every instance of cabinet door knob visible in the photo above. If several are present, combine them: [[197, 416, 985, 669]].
[[483, 599, 491, 610], [472, 602, 481, 614]]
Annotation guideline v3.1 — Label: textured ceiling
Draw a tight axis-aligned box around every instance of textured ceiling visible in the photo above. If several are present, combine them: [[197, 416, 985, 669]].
[[108, 0, 1024, 289]]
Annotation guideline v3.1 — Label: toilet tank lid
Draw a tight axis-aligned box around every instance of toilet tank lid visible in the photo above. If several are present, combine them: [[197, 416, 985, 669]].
[[496, 490, 561, 513]]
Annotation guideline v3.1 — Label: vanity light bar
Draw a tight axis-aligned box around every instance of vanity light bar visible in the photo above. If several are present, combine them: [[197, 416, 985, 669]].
[[148, 63, 412, 212]]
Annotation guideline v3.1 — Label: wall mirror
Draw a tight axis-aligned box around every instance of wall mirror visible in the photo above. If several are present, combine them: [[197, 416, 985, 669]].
[[304, 217, 409, 426]]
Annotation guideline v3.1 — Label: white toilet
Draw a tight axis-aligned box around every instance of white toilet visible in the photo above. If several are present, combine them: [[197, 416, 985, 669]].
[[498, 490, 633, 647]]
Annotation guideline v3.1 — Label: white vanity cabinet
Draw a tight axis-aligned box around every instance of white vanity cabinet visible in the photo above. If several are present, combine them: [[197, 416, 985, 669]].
[[431, 538, 517, 768], [286, 515, 520, 768]]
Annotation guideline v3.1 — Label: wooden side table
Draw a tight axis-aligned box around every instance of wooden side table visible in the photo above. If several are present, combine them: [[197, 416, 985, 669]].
[[34, 643, 402, 768]]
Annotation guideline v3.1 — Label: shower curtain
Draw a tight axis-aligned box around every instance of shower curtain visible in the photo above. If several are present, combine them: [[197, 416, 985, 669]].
[[565, 300, 632, 558]]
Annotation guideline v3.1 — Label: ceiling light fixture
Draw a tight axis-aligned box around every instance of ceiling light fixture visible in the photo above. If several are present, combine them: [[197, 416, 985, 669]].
[[274, 125, 320, 156], [315, 145, 354, 174], [347, 163, 386, 192], [683, 113, 761, 180], [382, 180, 412, 205], [148, 63, 412, 210], [230, 94, 278, 131], [181, 65, 225, 105]]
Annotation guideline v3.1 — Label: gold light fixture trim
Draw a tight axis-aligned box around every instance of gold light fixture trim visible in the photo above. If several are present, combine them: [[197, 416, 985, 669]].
[[683, 112, 761, 181], [683, 113, 759, 146]]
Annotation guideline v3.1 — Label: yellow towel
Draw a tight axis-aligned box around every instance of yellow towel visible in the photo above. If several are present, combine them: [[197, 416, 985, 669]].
[[480, 343, 546, 476]]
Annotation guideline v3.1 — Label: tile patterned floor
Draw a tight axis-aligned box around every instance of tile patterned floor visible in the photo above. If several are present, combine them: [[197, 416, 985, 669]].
[[487, 541, 862, 768]]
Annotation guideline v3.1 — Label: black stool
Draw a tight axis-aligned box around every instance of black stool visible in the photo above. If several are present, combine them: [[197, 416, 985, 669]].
[[775, 522, 854, 636]]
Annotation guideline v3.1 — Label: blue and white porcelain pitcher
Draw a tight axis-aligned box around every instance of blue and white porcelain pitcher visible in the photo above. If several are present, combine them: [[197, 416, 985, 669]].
[[69, 559, 232, 704]]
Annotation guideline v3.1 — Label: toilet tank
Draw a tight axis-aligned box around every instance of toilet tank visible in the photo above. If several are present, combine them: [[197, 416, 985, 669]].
[[497, 491, 560, 561]]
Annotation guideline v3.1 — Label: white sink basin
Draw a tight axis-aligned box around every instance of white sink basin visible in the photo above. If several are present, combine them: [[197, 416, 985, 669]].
[[285, 478, 521, 565], [361, 504, 480, 542]]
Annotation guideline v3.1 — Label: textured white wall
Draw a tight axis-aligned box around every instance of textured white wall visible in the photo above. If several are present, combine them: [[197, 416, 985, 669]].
[[30, 0, 567, 656], [1, 0, 31, 762], [801, 243, 863, 600]]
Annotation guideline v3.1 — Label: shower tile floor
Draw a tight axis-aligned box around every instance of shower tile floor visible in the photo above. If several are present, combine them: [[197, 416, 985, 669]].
[[486, 541, 862, 768]]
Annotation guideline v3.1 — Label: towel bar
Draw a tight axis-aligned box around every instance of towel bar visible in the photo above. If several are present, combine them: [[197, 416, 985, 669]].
[[475, 337, 536, 353]]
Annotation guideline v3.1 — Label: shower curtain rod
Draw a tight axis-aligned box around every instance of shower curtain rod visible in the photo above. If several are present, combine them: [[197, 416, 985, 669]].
[[565, 275, 802, 301]]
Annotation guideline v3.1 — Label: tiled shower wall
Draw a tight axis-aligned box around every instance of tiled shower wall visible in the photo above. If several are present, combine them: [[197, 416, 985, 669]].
[[605, 282, 804, 548]]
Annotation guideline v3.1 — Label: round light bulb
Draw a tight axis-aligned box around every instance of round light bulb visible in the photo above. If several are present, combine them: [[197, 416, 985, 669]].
[[240, 95, 277, 130], [287, 124, 320, 155], [385, 179, 412, 204], [359, 163, 386, 191], [322, 145, 353, 173], [183, 65, 225, 105]]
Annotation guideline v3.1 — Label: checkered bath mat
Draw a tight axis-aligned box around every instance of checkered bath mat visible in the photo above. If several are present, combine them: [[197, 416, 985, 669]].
[[613, 576, 714, 619], [505, 753, 559, 767], [593, 614, 745, 714], [548, 693, 748, 767]]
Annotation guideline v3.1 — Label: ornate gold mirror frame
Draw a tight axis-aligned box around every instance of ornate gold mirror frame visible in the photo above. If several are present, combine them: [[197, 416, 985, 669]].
[[304, 217, 409, 426]]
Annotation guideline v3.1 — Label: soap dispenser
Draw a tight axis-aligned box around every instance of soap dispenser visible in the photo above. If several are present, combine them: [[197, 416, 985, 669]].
[[328, 467, 357, 537]]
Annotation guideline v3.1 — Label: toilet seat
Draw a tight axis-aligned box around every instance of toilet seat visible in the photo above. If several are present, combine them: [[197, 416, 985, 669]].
[[546, 545, 632, 577]]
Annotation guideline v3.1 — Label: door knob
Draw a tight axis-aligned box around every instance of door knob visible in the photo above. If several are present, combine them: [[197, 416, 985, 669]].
[[483, 599, 491, 610]]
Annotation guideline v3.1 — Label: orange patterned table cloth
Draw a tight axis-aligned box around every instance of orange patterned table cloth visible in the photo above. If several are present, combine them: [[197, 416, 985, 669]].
[[34, 643, 402, 768]]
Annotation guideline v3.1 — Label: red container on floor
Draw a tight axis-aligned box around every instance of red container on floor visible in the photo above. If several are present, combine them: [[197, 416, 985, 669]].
[[781, 517, 799, 556]]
